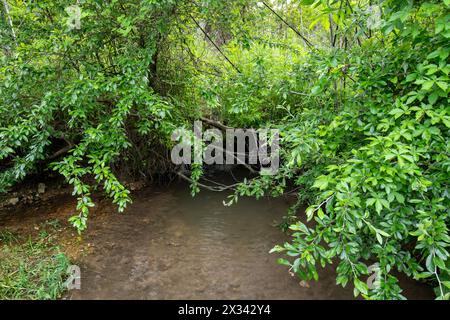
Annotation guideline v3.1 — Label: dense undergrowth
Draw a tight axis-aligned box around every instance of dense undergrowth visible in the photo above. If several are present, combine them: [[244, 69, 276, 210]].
[[1, 0, 449, 299]]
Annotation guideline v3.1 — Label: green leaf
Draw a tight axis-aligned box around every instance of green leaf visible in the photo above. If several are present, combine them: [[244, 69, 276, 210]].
[[277, 258, 291, 266], [354, 278, 368, 295], [300, 0, 316, 5], [426, 255, 435, 273], [436, 81, 448, 91], [375, 199, 383, 214], [422, 80, 435, 91], [311, 86, 322, 95], [312, 175, 329, 190], [269, 245, 285, 253], [376, 232, 383, 245]]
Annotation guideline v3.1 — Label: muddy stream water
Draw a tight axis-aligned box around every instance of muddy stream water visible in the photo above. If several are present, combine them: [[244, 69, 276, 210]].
[[1, 179, 433, 299]]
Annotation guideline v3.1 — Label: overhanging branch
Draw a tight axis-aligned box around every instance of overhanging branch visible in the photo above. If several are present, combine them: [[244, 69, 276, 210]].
[[261, 1, 314, 49]]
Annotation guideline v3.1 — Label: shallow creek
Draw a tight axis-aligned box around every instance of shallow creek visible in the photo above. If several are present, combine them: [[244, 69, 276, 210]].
[[60, 182, 432, 300], [0, 177, 434, 300]]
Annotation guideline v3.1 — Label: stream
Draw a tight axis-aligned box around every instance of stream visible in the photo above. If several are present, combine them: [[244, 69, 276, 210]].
[[0, 177, 434, 300], [62, 181, 432, 300]]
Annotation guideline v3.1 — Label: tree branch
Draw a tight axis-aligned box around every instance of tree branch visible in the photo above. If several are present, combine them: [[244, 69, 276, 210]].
[[200, 117, 233, 131], [190, 14, 241, 73], [176, 171, 241, 192], [261, 1, 314, 49]]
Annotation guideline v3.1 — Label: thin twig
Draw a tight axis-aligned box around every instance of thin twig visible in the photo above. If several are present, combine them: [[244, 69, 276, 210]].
[[261, 1, 314, 49], [176, 171, 241, 192], [190, 14, 241, 73]]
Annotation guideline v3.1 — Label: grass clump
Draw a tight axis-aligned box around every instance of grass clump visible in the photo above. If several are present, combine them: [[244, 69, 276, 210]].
[[0, 229, 70, 300]]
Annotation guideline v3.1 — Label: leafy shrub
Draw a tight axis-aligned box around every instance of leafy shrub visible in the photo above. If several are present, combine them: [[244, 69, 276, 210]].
[[0, 0, 183, 231], [225, 0, 449, 299], [1, 0, 448, 300]]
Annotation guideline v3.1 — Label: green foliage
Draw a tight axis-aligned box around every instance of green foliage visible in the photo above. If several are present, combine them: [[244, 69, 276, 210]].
[[1, 0, 449, 300], [222, 0, 449, 300], [0, 0, 183, 231]]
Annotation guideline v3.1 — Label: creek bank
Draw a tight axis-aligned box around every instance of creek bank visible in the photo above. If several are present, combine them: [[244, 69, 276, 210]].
[[0, 178, 147, 211]]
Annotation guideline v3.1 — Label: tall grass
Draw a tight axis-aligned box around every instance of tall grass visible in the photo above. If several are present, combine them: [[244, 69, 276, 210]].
[[0, 228, 70, 300]]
